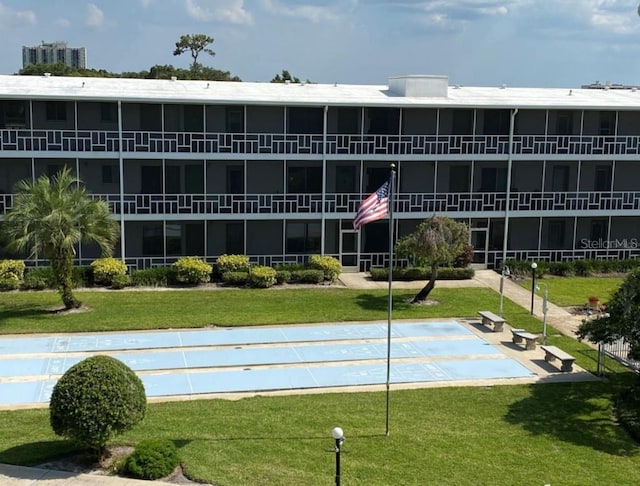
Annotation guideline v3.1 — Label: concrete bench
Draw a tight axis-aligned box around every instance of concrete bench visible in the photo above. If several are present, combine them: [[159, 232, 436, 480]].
[[477, 311, 505, 332], [510, 329, 538, 350], [541, 345, 575, 372]]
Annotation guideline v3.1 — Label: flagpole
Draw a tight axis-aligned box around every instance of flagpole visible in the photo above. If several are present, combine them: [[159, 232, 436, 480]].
[[385, 164, 396, 437]]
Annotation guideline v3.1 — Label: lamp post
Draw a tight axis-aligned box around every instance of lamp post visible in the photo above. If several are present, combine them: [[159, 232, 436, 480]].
[[332, 427, 345, 486], [499, 264, 510, 317], [537, 283, 549, 345], [530, 262, 537, 315]]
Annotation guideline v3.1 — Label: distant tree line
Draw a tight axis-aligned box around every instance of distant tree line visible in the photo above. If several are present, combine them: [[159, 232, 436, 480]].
[[18, 34, 309, 83]]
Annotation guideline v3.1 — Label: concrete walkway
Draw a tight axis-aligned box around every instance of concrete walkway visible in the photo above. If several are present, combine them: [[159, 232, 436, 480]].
[[0, 268, 589, 485]]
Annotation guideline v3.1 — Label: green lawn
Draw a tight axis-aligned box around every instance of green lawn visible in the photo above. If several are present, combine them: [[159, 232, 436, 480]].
[[0, 287, 639, 485], [520, 276, 624, 307]]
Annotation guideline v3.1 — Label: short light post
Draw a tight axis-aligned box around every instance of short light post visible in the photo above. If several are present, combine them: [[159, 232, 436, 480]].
[[537, 283, 549, 345], [499, 264, 510, 317], [530, 262, 537, 315], [332, 427, 345, 486]]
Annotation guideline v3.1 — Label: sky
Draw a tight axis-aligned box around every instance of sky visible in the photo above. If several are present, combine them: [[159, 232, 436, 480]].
[[2, 0, 640, 88]]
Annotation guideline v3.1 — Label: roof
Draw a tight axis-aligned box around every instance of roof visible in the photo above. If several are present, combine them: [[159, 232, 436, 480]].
[[2, 74, 640, 110]]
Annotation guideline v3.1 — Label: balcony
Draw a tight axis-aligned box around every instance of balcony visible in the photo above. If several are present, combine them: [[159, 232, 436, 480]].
[[3, 191, 639, 217], [2, 129, 640, 156]]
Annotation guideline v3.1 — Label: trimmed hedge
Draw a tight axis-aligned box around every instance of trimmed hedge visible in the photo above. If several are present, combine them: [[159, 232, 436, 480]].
[[290, 269, 324, 284], [49, 355, 146, 453], [222, 271, 249, 286], [126, 439, 180, 480], [0, 259, 25, 281], [22, 267, 56, 290], [91, 258, 127, 286], [503, 258, 640, 277], [369, 266, 475, 281], [249, 265, 277, 288], [308, 255, 342, 282], [172, 257, 212, 284], [217, 254, 250, 274], [130, 268, 176, 287]]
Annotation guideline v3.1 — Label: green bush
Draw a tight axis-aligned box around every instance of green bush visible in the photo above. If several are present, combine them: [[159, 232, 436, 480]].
[[0, 259, 25, 282], [125, 439, 180, 480], [275, 270, 291, 285], [91, 258, 127, 286], [453, 243, 474, 268], [573, 259, 595, 277], [217, 254, 250, 274], [369, 266, 474, 281], [308, 255, 342, 282], [49, 355, 147, 454], [130, 267, 176, 287], [111, 274, 130, 289], [548, 262, 574, 277], [502, 260, 547, 278], [72, 266, 94, 287], [222, 271, 249, 286], [0, 275, 20, 291], [21, 268, 53, 290], [172, 257, 212, 284], [249, 265, 277, 288], [273, 263, 306, 272], [290, 269, 324, 284]]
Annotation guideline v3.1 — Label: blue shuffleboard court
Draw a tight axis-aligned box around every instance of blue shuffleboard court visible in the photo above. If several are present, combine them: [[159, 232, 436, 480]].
[[0, 320, 537, 407]]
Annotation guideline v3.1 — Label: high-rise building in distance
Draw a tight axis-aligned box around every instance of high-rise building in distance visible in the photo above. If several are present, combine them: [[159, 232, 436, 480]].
[[22, 41, 87, 69]]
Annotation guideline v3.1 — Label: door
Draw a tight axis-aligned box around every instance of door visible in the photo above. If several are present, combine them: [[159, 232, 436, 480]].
[[470, 228, 488, 265], [340, 230, 359, 269]]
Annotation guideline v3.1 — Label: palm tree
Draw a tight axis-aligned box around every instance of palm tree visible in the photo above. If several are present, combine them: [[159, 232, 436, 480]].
[[4, 167, 119, 309]]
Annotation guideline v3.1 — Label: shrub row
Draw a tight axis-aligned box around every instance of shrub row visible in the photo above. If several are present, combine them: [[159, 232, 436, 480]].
[[1, 254, 342, 291], [502, 258, 640, 278], [369, 266, 475, 281]]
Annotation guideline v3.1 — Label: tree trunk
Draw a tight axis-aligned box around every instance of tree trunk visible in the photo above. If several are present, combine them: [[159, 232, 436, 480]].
[[412, 263, 438, 303], [52, 251, 81, 309]]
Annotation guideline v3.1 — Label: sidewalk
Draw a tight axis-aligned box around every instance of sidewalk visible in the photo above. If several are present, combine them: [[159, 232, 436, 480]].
[[0, 463, 153, 485]]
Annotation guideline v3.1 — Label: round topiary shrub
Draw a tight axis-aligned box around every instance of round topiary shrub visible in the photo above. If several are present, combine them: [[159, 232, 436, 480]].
[[50, 355, 147, 454], [308, 255, 342, 282], [249, 265, 277, 288], [172, 256, 212, 284], [125, 439, 180, 480], [217, 254, 250, 274], [91, 257, 127, 286]]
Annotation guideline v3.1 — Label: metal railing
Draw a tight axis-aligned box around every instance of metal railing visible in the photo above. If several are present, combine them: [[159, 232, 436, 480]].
[[3, 129, 640, 156]]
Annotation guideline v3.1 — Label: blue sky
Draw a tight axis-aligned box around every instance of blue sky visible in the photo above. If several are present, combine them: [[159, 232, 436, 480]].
[[2, 0, 640, 87]]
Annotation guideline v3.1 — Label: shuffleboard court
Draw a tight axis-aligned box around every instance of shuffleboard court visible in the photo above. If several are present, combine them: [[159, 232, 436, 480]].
[[0, 320, 536, 407]]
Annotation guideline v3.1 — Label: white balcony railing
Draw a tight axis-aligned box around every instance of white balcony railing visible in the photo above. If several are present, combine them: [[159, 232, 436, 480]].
[[2, 191, 640, 216], [3, 129, 640, 156]]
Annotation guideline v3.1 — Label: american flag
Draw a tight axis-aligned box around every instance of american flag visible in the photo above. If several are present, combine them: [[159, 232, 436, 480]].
[[353, 180, 390, 230]]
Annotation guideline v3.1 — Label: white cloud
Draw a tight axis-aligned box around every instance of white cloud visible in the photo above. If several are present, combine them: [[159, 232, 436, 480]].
[[140, 0, 152, 7], [185, 0, 253, 25], [86, 3, 105, 28], [259, 0, 353, 23], [0, 2, 36, 27]]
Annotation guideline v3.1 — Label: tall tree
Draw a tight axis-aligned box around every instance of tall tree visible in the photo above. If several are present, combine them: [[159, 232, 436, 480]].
[[271, 70, 301, 83], [4, 168, 119, 309], [173, 34, 215, 71], [577, 268, 640, 360], [395, 216, 470, 303]]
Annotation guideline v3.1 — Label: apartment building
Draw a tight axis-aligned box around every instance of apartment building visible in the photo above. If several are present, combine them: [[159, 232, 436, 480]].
[[1, 73, 639, 270], [22, 42, 87, 70]]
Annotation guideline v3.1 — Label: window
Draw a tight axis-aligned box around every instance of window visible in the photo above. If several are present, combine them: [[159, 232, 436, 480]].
[[366, 108, 399, 135], [556, 112, 573, 135], [288, 166, 322, 193], [594, 166, 612, 191], [452, 109, 473, 135], [482, 110, 510, 135], [46, 101, 67, 121], [226, 222, 244, 254], [142, 224, 163, 256], [336, 108, 359, 134], [480, 167, 507, 192], [100, 103, 116, 122], [101, 165, 118, 184], [288, 107, 323, 134], [286, 222, 321, 253], [141, 166, 162, 194], [599, 112, 615, 136], [590, 220, 607, 242], [336, 166, 356, 192], [3, 101, 27, 127], [226, 107, 244, 133], [551, 165, 570, 191], [166, 224, 182, 256], [547, 220, 566, 248], [226, 166, 244, 194], [449, 165, 470, 192]]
